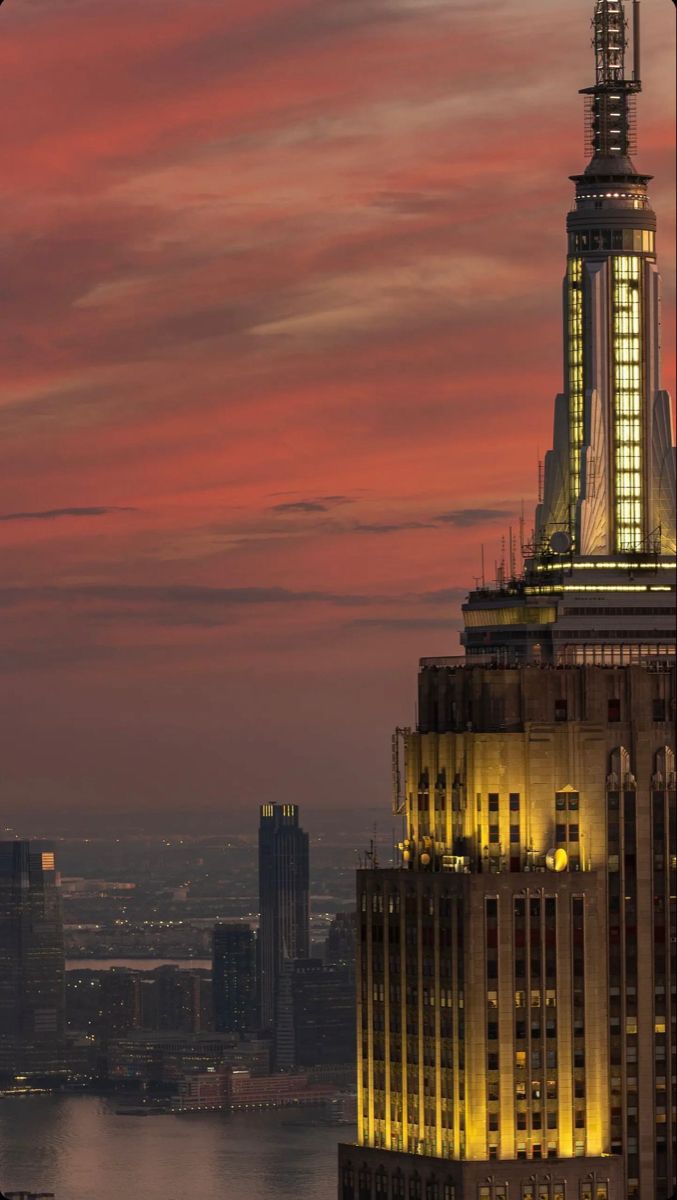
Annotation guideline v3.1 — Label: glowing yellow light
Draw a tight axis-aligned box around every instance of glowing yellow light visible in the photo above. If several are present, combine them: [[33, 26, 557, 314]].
[[612, 256, 644, 553], [567, 257, 584, 546], [463, 606, 557, 628]]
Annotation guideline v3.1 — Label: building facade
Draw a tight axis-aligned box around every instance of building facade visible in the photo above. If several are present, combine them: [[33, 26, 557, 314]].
[[212, 923, 256, 1034], [0, 841, 66, 1078], [340, 3, 676, 1199], [274, 957, 356, 1071], [258, 802, 310, 1030]]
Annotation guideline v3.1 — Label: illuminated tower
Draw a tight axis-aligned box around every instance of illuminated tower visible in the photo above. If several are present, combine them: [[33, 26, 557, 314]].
[[550, 0, 675, 560], [339, 5, 675, 1200], [461, 0, 675, 667], [258, 803, 310, 1031]]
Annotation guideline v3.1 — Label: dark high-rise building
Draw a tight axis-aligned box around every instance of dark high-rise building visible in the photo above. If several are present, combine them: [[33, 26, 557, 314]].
[[0, 841, 66, 1077], [340, 4, 675, 1200], [139, 965, 210, 1033], [258, 803, 309, 1030], [212, 923, 256, 1034], [275, 957, 356, 1072], [325, 911, 356, 974], [66, 964, 213, 1042]]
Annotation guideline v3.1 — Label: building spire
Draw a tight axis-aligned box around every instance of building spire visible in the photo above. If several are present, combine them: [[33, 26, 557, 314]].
[[580, 0, 641, 165], [593, 0, 628, 85]]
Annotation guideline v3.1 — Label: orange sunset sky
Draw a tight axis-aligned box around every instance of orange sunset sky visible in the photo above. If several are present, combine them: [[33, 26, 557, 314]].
[[0, 0, 674, 826]]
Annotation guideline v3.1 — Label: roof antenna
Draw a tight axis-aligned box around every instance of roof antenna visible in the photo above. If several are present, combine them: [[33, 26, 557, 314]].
[[509, 526, 517, 581], [632, 0, 641, 84]]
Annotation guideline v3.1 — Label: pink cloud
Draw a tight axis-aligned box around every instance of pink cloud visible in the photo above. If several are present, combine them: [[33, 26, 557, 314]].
[[0, 0, 673, 821]]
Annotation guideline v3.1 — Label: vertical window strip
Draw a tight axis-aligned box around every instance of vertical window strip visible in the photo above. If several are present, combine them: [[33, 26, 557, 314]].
[[612, 256, 643, 552], [567, 257, 584, 544]]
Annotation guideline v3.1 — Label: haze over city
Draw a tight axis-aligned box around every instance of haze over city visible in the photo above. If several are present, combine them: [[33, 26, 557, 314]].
[[0, 0, 674, 826]]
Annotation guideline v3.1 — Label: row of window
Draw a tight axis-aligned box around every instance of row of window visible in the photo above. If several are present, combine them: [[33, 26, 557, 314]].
[[554, 696, 667, 721], [341, 1167, 455, 1200], [569, 227, 654, 254], [555, 644, 676, 665], [342, 1174, 609, 1200]]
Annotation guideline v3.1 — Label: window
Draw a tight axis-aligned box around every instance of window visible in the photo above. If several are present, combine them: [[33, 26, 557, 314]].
[[555, 698, 568, 721], [489, 794, 499, 812], [652, 698, 666, 722], [358, 1166, 372, 1200], [608, 698, 621, 722], [509, 793, 520, 811], [342, 1165, 355, 1200]]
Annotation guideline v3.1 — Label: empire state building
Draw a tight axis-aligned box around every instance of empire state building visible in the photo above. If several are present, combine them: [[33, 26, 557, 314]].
[[339, 4, 675, 1200]]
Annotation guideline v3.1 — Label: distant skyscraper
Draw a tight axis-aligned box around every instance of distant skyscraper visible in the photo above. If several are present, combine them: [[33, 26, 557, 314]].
[[0, 841, 66, 1077], [212, 923, 256, 1034], [340, 4, 675, 1200], [258, 803, 309, 1030], [325, 910, 356, 975], [275, 957, 356, 1072]]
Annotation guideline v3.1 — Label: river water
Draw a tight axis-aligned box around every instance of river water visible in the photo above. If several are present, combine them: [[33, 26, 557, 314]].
[[0, 1095, 348, 1200]]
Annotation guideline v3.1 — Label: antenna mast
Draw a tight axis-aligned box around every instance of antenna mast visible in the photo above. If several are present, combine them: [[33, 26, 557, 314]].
[[581, 1, 641, 162]]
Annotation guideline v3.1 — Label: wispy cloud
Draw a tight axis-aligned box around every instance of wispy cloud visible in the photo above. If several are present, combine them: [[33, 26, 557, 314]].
[[435, 508, 516, 527], [348, 616, 459, 631], [0, 506, 136, 523], [269, 495, 352, 514], [354, 521, 434, 534], [0, 584, 377, 611]]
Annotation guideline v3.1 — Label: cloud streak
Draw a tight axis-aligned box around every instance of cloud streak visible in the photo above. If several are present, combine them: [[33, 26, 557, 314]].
[[0, 506, 136, 523], [435, 508, 517, 527]]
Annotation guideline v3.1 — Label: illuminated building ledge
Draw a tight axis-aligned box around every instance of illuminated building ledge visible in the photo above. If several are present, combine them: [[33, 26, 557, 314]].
[[338, 1145, 625, 1200], [534, 561, 677, 571]]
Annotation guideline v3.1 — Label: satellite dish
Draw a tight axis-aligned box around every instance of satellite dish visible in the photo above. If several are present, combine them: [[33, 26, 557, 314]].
[[550, 530, 572, 555], [545, 847, 568, 872]]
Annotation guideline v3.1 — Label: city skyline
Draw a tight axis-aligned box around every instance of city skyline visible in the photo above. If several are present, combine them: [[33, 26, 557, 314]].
[[0, 0, 674, 824]]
